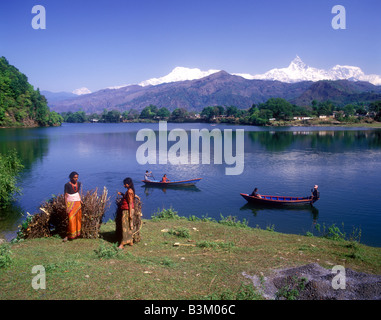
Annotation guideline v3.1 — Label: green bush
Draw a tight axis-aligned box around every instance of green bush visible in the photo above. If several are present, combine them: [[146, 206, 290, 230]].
[[94, 241, 119, 259], [0, 243, 12, 268], [151, 207, 180, 220], [0, 150, 24, 208], [206, 282, 263, 300], [218, 214, 249, 228], [168, 227, 190, 238]]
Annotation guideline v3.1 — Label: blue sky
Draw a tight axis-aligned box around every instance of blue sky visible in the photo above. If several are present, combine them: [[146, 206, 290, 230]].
[[1, 0, 380, 92]]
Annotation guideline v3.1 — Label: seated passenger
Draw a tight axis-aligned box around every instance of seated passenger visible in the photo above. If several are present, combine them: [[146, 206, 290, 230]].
[[161, 174, 170, 183], [250, 187, 262, 198]]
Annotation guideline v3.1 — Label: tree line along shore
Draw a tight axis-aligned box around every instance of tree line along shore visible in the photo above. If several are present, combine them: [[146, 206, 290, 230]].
[[1, 55, 380, 128], [61, 98, 381, 127]]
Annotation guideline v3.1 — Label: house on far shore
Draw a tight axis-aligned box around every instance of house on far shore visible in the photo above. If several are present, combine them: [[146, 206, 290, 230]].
[[293, 116, 313, 121]]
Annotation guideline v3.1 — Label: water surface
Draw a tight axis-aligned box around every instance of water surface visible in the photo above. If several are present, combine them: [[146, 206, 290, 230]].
[[1, 123, 380, 247]]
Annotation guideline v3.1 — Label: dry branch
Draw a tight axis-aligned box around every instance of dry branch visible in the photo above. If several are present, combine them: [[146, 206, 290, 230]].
[[19, 187, 111, 240]]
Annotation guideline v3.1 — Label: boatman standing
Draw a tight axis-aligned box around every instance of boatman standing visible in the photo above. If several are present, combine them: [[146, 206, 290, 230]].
[[144, 170, 154, 181], [312, 185, 320, 201]]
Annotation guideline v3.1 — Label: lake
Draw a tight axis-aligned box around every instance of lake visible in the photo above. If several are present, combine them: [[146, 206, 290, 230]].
[[1, 122, 380, 247]]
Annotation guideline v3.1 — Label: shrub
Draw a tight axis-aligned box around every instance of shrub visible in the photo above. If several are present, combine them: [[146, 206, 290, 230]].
[[94, 241, 119, 259], [168, 227, 190, 238], [0, 150, 24, 208], [218, 215, 249, 228], [206, 282, 263, 300], [0, 243, 12, 268], [151, 207, 180, 220]]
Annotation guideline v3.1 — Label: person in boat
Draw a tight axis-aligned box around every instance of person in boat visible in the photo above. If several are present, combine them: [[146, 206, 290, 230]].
[[144, 170, 154, 181], [161, 174, 170, 183], [311, 185, 320, 200], [63, 171, 83, 242], [116, 177, 136, 248], [250, 187, 262, 198]]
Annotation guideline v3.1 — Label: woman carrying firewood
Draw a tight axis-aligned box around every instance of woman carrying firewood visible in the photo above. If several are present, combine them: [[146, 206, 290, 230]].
[[116, 177, 135, 248], [63, 171, 83, 242]]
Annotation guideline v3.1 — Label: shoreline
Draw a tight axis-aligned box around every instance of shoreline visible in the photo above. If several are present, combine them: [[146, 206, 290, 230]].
[[2, 119, 381, 129]]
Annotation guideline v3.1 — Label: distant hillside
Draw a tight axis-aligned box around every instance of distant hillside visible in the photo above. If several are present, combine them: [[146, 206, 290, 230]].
[[291, 80, 381, 106], [40, 90, 77, 102], [0, 57, 63, 127], [48, 71, 381, 114], [49, 71, 312, 113]]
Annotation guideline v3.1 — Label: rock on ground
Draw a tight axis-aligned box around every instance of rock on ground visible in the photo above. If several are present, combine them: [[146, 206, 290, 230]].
[[243, 263, 381, 300]]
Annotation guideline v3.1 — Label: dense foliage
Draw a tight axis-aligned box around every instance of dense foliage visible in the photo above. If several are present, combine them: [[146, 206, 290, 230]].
[[0, 57, 63, 127], [60, 97, 381, 125], [0, 150, 24, 209]]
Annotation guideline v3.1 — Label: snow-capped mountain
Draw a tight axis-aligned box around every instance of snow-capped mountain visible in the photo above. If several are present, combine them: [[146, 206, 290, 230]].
[[72, 87, 92, 95], [139, 66, 220, 87], [236, 56, 381, 85], [69, 56, 380, 96]]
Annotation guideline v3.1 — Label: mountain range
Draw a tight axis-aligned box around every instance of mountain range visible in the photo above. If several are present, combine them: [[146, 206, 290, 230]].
[[237, 56, 381, 85], [47, 57, 381, 114]]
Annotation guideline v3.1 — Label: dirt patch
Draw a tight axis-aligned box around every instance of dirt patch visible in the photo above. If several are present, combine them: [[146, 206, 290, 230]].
[[243, 263, 381, 300]]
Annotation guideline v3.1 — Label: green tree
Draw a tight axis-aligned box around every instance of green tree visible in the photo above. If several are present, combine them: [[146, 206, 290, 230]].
[[343, 104, 355, 117], [127, 109, 140, 120], [315, 101, 335, 116], [157, 107, 170, 119], [140, 105, 158, 119], [0, 56, 62, 127], [355, 106, 367, 116], [170, 108, 189, 121], [200, 106, 217, 120], [102, 110, 121, 123], [369, 100, 381, 121], [66, 111, 86, 123], [259, 98, 293, 120], [48, 111, 63, 126], [225, 106, 239, 117], [0, 150, 24, 209]]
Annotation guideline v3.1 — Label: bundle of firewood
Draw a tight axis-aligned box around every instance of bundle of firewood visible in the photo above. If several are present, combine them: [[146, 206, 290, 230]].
[[114, 194, 143, 244], [132, 195, 143, 243], [81, 187, 110, 238], [19, 187, 110, 240]]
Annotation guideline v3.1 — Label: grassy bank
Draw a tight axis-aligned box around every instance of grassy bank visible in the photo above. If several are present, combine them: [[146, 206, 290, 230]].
[[1, 212, 380, 300]]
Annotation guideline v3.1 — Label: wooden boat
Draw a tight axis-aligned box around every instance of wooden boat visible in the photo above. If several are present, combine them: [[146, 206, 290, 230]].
[[142, 178, 202, 187], [240, 193, 318, 206]]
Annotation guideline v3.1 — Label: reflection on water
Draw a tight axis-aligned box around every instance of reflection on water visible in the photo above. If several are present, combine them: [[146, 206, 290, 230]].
[[0, 203, 24, 241], [0, 123, 380, 247], [247, 129, 381, 152], [240, 203, 319, 221], [142, 185, 201, 196], [0, 128, 50, 170]]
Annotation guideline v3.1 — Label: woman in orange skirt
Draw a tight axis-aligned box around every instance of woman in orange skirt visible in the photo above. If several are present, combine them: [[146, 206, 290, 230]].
[[63, 171, 83, 241], [116, 177, 135, 248]]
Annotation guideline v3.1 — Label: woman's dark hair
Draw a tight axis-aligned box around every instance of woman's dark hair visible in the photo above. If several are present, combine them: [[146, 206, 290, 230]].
[[69, 171, 79, 179], [123, 177, 135, 194]]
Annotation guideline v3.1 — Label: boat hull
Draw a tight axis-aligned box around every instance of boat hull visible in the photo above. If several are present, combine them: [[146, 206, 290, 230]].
[[142, 178, 202, 187], [240, 193, 318, 206]]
